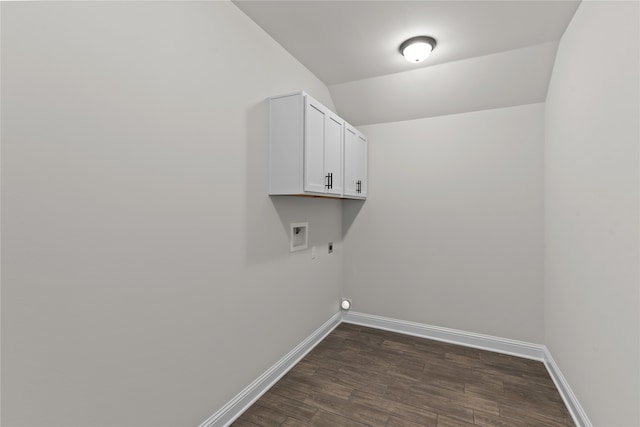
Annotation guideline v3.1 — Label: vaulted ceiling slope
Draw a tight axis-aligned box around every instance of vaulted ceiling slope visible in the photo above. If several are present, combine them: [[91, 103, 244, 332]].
[[233, 0, 581, 125]]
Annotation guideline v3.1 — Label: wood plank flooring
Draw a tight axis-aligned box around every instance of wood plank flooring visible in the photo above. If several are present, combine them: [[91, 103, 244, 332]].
[[232, 323, 574, 427]]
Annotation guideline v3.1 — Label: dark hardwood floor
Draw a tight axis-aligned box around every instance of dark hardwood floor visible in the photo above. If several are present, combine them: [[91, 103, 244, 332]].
[[232, 323, 575, 427]]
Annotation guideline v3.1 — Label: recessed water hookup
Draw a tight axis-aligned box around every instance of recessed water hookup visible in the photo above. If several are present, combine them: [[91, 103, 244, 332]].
[[290, 222, 308, 252]]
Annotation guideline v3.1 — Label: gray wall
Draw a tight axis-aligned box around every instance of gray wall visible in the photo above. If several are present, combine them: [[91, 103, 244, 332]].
[[344, 103, 544, 343], [544, 1, 640, 425], [1, 2, 343, 426]]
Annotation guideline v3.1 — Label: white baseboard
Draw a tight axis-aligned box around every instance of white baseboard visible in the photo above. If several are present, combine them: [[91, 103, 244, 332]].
[[343, 311, 591, 427], [342, 311, 545, 360], [544, 347, 593, 427], [201, 310, 590, 427], [199, 312, 342, 427]]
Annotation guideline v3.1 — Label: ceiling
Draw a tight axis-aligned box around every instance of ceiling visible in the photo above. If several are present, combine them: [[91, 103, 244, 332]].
[[233, 0, 581, 125]]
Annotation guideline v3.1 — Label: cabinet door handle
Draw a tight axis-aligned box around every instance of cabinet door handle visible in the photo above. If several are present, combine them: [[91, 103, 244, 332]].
[[325, 173, 333, 189]]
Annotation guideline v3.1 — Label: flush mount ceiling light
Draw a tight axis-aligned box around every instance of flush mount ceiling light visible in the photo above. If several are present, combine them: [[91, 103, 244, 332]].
[[399, 36, 437, 63]]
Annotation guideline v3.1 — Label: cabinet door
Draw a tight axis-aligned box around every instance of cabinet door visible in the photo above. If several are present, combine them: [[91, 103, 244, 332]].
[[304, 98, 327, 193], [344, 125, 367, 198], [324, 113, 343, 196], [357, 133, 368, 197], [344, 127, 359, 196]]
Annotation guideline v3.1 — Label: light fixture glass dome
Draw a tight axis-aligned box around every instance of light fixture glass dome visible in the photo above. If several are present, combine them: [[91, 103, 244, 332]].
[[400, 36, 437, 63]]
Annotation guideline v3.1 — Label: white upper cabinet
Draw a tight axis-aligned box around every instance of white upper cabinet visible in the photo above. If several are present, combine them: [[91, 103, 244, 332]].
[[343, 124, 368, 199], [269, 92, 364, 199]]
